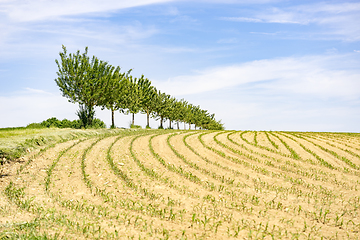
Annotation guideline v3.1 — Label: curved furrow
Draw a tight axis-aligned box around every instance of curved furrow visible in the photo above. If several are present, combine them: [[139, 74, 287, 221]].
[[273, 132, 341, 170], [236, 131, 291, 156], [307, 133, 360, 156], [321, 133, 360, 148], [209, 131, 325, 183], [4, 138, 131, 239], [216, 132, 329, 179], [169, 132, 245, 188], [129, 133, 243, 238], [3, 130, 360, 239], [184, 132, 255, 180], [241, 131, 255, 145], [152, 132, 239, 191], [296, 132, 360, 168], [46, 134, 169, 239], [225, 131, 359, 191], [236, 131, 286, 156], [158, 133, 270, 209], [130, 133, 203, 200], [256, 131, 278, 151], [170, 132, 344, 218], [130, 132, 261, 238], [192, 132, 360, 238], [150, 133, 258, 205], [0, 140, 79, 238], [204, 131, 360, 202], [289, 132, 360, 171], [79, 132, 210, 239], [183, 132, 252, 183], [153, 134, 321, 237], [39, 132, 191, 239], [277, 132, 360, 178], [150, 133, 312, 233], [226, 131, 323, 170]]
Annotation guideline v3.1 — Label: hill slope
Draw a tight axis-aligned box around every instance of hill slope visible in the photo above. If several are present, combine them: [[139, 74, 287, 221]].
[[1, 129, 360, 239]]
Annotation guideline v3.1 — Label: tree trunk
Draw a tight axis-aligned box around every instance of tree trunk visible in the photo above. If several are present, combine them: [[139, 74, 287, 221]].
[[184, 122, 186, 130], [146, 109, 150, 128], [111, 110, 115, 128], [189, 123, 191, 130], [87, 105, 93, 127], [169, 119, 172, 129], [160, 116, 163, 128], [177, 121, 179, 129], [132, 113, 135, 125]]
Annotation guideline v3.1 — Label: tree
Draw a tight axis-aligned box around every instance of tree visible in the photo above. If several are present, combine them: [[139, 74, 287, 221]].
[[153, 91, 171, 129], [138, 76, 157, 128], [55, 45, 116, 126], [185, 103, 195, 130], [76, 105, 95, 128], [100, 69, 131, 128], [126, 76, 142, 126], [166, 96, 177, 129]]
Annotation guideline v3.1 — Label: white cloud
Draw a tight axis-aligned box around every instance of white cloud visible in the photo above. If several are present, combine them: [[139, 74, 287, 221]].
[[0, 19, 158, 61], [222, 2, 360, 41], [1, 0, 173, 22], [217, 38, 238, 44], [154, 54, 360, 99], [221, 17, 263, 23]]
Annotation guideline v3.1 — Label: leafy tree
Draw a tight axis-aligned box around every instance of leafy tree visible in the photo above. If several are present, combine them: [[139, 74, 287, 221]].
[[185, 103, 195, 130], [100, 69, 131, 128], [126, 76, 142, 126], [40, 117, 61, 128], [76, 105, 95, 128], [138, 76, 157, 128], [55, 45, 117, 126], [153, 91, 171, 129], [166, 96, 177, 129]]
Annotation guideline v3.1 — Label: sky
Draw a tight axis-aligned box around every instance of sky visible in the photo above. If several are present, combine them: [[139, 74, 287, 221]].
[[0, 0, 359, 131]]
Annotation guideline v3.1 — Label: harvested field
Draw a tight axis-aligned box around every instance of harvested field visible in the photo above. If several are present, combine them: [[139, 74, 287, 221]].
[[1, 129, 360, 239]]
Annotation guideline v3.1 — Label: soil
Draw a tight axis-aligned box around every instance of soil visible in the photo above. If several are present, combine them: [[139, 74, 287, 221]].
[[1, 130, 359, 239]]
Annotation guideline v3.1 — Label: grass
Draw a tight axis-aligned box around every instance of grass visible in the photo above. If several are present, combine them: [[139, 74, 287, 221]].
[[0, 127, 124, 161]]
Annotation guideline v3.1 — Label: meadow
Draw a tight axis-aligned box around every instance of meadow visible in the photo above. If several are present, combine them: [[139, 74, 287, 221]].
[[0, 128, 359, 239]]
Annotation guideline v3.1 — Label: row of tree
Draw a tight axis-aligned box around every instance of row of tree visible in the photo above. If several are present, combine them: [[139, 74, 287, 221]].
[[55, 45, 224, 130]]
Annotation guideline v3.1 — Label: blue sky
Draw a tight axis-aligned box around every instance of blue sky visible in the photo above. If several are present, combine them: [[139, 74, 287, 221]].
[[0, 0, 359, 131]]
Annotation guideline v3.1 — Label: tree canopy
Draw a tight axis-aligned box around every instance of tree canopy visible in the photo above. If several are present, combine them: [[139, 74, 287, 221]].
[[55, 45, 224, 130]]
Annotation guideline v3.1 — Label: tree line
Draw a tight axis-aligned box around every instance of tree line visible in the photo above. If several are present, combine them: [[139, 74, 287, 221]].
[[55, 45, 224, 130]]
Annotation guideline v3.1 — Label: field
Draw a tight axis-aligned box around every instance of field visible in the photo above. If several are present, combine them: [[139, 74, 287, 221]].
[[1, 129, 360, 239]]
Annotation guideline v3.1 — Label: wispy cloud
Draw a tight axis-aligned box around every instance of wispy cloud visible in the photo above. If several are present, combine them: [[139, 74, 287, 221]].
[[155, 53, 360, 99], [222, 17, 263, 23], [222, 2, 360, 41], [1, 0, 173, 22]]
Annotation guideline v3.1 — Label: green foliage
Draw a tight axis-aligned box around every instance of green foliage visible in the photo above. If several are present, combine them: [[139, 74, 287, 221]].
[[26, 123, 44, 129], [55, 45, 119, 126], [38, 117, 79, 129], [27, 116, 105, 130], [89, 118, 106, 129], [130, 124, 142, 129], [55, 45, 224, 130], [138, 76, 157, 128], [100, 69, 132, 128], [76, 105, 96, 128]]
